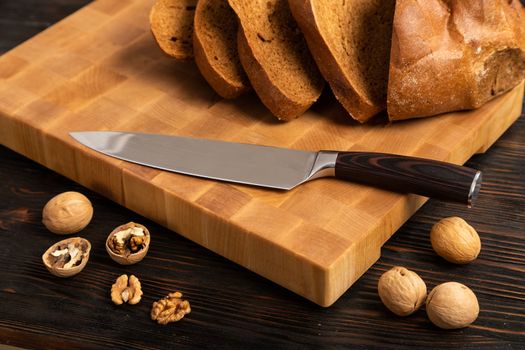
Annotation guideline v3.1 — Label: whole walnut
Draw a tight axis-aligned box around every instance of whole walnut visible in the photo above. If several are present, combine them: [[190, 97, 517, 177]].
[[42, 192, 93, 235], [430, 217, 481, 264], [378, 266, 427, 316], [426, 282, 479, 329]]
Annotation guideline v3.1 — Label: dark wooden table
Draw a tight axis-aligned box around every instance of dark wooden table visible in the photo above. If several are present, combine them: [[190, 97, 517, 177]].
[[1, 2, 524, 349]]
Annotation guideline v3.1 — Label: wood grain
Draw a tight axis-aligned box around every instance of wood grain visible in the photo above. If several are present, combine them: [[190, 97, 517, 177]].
[[0, 0, 524, 307], [0, 1, 524, 348], [334, 152, 480, 204]]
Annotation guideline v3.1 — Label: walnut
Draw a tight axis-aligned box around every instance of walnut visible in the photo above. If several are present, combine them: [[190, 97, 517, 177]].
[[106, 222, 151, 265], [430, 217, 481, 264], [378, 266, 427, 316], [111, 274, 143, 305], [42, 192, 93, 235], [426, 282, 479, 329], [42, 237, 91, 277], [151, 292, 191, 325]]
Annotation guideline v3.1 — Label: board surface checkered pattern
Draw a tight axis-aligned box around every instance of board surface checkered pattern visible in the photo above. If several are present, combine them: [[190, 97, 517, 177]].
[[0, 0, 523, 306]]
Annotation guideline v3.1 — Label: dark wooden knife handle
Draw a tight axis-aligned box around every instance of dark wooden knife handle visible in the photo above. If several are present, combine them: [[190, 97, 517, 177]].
[[334, 152, 482, 206]]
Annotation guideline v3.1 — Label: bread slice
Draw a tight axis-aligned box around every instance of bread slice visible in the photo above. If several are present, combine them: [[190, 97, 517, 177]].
[[150, 0, 197, 60], [228, 0, 324, 121], [388, 0, 525, 121], [193, 0, 250, 99], [289, 0, 396, 123]]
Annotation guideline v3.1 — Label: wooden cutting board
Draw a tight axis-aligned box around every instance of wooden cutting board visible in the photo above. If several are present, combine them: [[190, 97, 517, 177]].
[[0, 0, 523, 307]]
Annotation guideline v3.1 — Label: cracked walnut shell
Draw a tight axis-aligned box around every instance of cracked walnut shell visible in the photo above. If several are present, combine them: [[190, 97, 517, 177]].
[[42, 237, 91, 278], [426, 282, 479, 329], [106, 222, 150, 265], [151, 292, 191, 325], [111, 274, 143, 305], [378, 266, 427, 316], [42, 192, 93, 235], [430, 217, 481, 264]]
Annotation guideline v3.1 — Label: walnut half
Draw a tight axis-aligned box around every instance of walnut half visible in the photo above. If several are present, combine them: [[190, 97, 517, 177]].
[[42, 237, 91, 278], [111, 274, 143, 305], [106, 222, 151, 265], [151, 292, 191, 325]]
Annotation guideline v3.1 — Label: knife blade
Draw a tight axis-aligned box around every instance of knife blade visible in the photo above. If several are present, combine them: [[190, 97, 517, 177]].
[[70, 131, 482, 206]]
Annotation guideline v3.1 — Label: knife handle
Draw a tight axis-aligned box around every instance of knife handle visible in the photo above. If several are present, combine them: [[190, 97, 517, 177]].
[[334, 152, 482, 206]]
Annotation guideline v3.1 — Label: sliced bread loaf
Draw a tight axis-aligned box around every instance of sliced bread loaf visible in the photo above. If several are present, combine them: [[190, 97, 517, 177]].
[[289, 0, 396, 123], [150, 0, 197, 60], [387, 0, 525, 121], [193, 0, 250, 99], [228, 0, 324, 121]]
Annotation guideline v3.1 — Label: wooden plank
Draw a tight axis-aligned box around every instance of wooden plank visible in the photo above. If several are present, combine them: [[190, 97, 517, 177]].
[[0, 0, 523, 306]]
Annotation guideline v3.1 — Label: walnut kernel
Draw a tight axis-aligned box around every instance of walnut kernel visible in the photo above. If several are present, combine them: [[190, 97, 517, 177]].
[[129, 235, 144, 253], [426, 282, 479, 329], [151, 292, 191, 325], [111, 274, 143, 305], [430, 217, 481, 264], [42, 192, 93, 235], [378, 266, 427, 316]]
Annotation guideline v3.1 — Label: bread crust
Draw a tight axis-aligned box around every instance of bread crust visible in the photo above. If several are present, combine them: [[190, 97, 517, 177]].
[[149, 0, 197, 61], [289, 0, 387, 123], [388, 0, 525, 121], [193, 0, 249, 99]]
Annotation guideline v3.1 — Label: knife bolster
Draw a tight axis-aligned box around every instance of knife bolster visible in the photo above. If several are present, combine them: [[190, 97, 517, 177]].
[[305, 151, 338, 181]]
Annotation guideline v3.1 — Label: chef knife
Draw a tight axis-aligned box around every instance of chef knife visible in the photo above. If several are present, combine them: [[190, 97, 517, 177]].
[[70, 131, 482, 206]]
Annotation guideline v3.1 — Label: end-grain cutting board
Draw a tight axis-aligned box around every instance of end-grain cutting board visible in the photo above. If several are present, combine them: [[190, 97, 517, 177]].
[[0, 0, 523, 306]]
